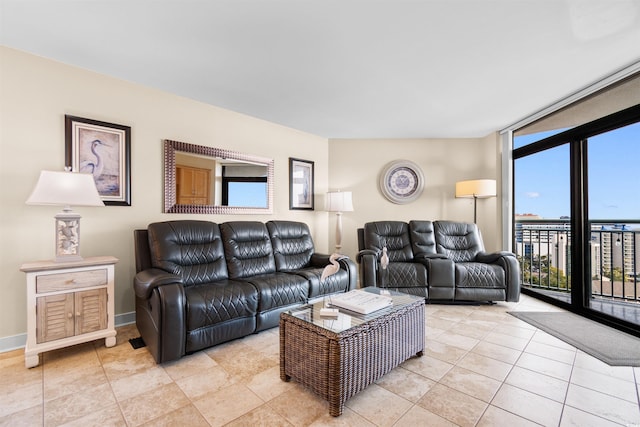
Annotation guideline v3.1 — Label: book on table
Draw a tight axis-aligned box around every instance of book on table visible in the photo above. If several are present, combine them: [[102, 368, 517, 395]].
[[328, 289, 393, 315]]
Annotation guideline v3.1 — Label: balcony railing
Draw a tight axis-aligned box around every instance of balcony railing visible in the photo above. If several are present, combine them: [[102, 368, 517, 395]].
[[515, 219, 640, 304]]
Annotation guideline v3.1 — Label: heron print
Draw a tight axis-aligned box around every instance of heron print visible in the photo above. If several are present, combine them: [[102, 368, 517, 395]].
[[76, 125, 122, 197]]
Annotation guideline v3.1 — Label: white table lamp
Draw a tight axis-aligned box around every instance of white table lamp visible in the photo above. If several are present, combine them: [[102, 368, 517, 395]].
[[26, 169, 104, 262], [325, 191, 354, 253], [455, 179, 496, 223]]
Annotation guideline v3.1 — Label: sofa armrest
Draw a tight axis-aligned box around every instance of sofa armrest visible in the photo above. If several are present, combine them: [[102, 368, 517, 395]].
[[337, 257, 358, 291], [134, 268, 183, 299], [473, 251, 520, 302], [475, 251, 515, 264], [414, 252, 448, 261], [357, 251, 378, 287]]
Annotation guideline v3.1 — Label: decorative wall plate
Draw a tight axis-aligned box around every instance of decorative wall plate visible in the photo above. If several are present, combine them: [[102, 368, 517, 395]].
[[379, 160, 425, 204]]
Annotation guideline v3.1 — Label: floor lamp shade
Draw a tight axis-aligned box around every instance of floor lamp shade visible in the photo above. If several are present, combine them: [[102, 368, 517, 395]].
[[26, 170, 104, 262], [455, 179, 496, 223], [325, 191, 354, 252]]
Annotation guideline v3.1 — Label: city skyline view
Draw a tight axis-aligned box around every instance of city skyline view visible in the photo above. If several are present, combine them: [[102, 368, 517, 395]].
[[514, 122, 640, 221]]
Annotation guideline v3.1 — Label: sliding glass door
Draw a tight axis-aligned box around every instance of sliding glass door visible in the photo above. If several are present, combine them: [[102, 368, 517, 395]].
[[513, 105, 640, 334]]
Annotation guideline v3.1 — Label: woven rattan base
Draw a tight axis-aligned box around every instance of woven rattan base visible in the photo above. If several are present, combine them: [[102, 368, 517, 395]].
[[279, 297, 425, 416]]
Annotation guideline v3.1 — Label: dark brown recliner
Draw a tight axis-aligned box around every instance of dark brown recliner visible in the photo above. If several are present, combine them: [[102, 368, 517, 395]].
[[357, 220, 520, 303], [133, 219, 357, 363]]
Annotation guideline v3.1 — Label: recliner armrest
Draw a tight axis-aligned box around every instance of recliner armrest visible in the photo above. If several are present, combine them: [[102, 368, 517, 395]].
[[475, 251, 516, 263], [414, 252, 448, 261], [356, 249, 379, 263], [134, 268, 183, 299]]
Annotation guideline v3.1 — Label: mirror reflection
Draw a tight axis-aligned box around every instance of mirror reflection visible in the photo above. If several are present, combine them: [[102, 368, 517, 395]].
[[164, 140, 274, 214]]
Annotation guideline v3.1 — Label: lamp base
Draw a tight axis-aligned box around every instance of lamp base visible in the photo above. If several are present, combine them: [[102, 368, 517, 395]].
[[54, 210, 83, 262]]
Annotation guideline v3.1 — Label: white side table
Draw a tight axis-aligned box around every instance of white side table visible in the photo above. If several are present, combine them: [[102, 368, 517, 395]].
[[20, 256, 118, 368]]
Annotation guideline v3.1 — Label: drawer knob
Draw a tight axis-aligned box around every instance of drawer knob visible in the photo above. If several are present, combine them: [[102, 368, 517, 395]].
[[67, 312, 73, 319]]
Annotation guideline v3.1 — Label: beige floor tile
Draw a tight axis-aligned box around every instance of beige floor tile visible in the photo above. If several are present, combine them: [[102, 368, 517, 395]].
[[375, 366, 436, 403], [456, 351, 514, 381], [175, 364, 238, 400], [530, 329, 576, 350], [570, 365, 638, 402], [110, 366, 173, 401], [206, 340, 277, 380], [477, 405, 540, 427], [559, 405, 623, 427], [0, 356, 43, 418], [505, 365, 568, 402], [100, 348, 158, 382], [0, 404, 43, 427], [417, 383, 488, 427], [492, 383, 563, 426], [225, 404, 293, 427], [263, 385, 328, 426], [565, 383, 640, 426], [471, 340, 522, 364], [243, 365, 295, 402], [434, 332, 480, 351], [483, 331, 530, 351], [308, 407, 376, 427], [344, 383, 412, 426], [161, 350, 218, 380], [119, 382, 190, 426], [193, 382, 264, 426], [516, 352, 573, 381], [44, 382, 117, 427], [495, 324, 536, 340], [524, 340, 577, 365], [424, 339, 469, 364], [56, 403, 126, 427], [573, 350, 636, 382], [140, 404, 210, 427], [439, 366, 502, 402], [392, 405, 457, 427], [43, 363, 109, 402], [400, 354, 453, 382]]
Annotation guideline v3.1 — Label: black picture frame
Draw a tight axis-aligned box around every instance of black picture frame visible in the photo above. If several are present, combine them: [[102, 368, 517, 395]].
[[289, 157, 314, 210], [65, 115, 131, 206]]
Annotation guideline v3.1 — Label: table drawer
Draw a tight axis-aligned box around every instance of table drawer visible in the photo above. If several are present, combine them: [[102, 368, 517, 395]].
[[36, 269, 108, 293]]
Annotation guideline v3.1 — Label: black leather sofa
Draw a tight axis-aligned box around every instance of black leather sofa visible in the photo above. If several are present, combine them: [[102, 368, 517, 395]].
[[133, 220, 357, 363], [357, 220, 520, 303]]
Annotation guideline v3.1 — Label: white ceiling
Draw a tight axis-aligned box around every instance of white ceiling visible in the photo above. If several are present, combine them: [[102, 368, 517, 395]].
[[2, 0, 640, 138]]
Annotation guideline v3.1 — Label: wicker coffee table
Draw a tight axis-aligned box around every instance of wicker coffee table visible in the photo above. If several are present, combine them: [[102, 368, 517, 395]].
[[279, 287, 425, 416]]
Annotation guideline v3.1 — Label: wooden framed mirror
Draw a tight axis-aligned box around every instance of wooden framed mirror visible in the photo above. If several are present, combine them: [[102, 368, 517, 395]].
[[163, 139, 274, 214]]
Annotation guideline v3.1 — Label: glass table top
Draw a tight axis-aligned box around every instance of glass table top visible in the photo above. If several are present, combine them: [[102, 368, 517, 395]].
[[286, 287, 424, 333]]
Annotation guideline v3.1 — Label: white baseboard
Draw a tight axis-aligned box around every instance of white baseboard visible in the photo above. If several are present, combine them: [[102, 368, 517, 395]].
[[0, 311, 136, 353]]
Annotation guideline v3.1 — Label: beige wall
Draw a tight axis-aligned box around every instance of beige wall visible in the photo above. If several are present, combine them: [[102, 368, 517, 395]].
[[0, 47, 330, 342], [327, 135, 502, 261], [0, 47, 504, 346]]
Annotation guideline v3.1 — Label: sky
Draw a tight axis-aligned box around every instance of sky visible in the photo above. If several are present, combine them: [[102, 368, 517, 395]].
[[514, 122, 640, 220]]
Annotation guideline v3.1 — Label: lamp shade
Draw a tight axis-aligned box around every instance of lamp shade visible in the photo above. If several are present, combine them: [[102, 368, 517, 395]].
[[26, 170, 104, 207], [325, 191, 354, 212], [455, 179, 497, 199]]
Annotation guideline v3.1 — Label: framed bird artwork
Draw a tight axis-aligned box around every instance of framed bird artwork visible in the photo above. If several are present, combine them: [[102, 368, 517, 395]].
[[65, 115, 131, 206]]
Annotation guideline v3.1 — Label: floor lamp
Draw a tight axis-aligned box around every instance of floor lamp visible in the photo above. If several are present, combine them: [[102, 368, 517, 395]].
[[455, 179, 496, 223], [325, 191, 354, 253]]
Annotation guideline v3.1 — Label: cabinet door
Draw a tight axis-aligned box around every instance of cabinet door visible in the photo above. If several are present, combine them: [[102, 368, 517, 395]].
[[37, 294, 74, 343], [75, 288, 107, 335]]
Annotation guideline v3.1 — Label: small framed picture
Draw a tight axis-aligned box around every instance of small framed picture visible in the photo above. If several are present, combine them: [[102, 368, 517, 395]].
[[65, 115, 131, 206], [289, 158, 314, 210]]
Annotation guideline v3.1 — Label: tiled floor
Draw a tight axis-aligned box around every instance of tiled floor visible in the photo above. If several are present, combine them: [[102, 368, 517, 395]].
[[1, 294, 639, 426]]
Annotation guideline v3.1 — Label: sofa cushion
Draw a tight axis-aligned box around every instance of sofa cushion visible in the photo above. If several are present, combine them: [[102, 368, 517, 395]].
[[242, 273, 308, 311], [147, 220, 229, 286], [434, 221, 484, 262], [409, 220, 438, 256], [455, 262, 505, 288], [221, 221, 277, 278], [267, 220, 315, 270], [364, 221, 414, 262]]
